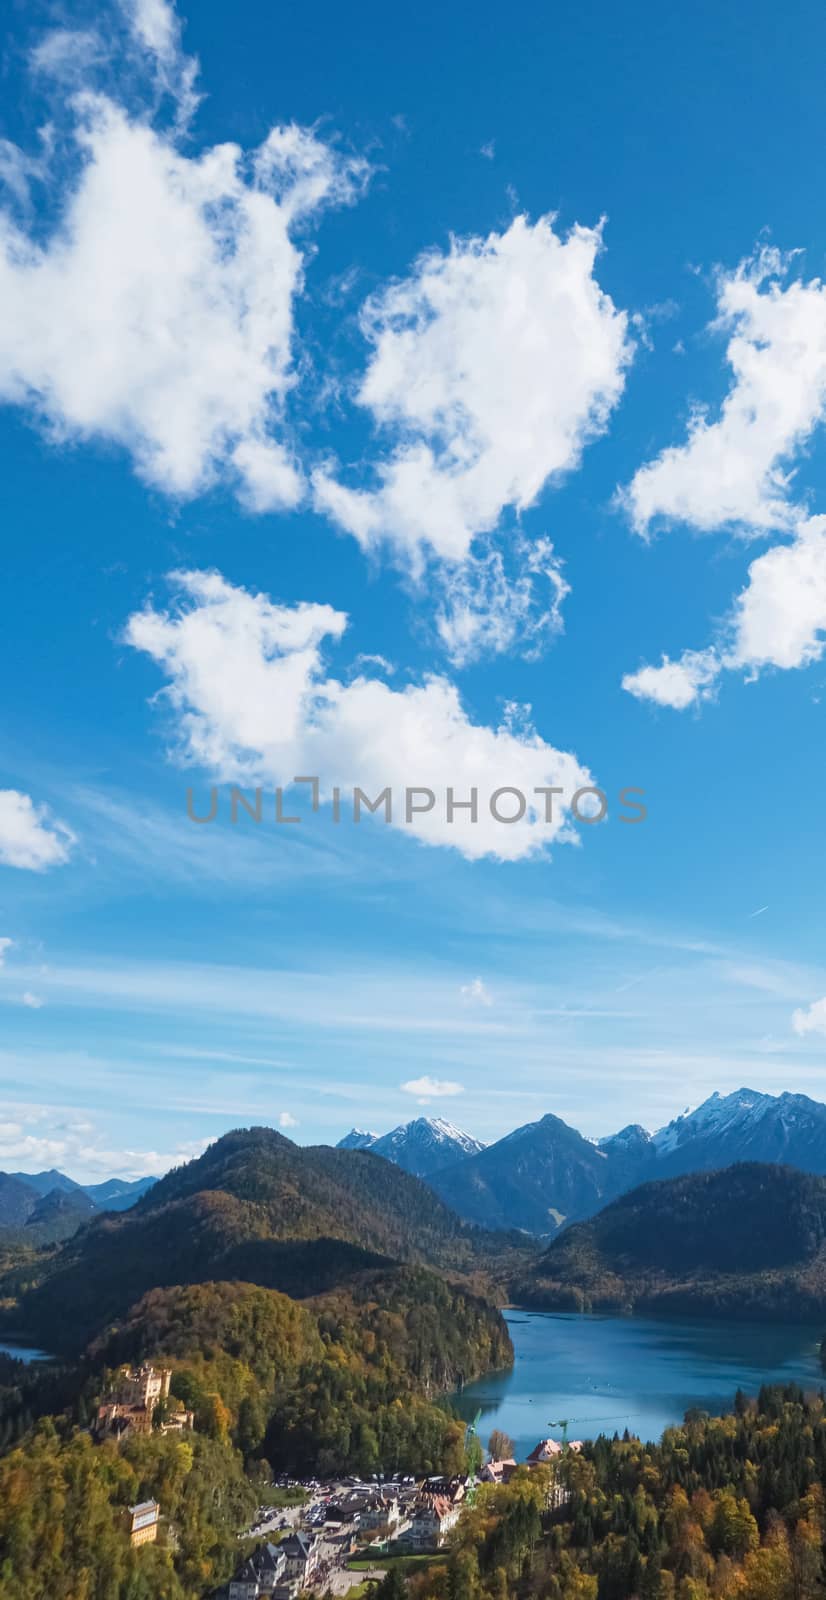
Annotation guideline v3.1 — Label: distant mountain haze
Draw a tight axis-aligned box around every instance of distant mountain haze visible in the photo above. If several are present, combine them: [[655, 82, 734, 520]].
[[0, 1168, 156, 1244]]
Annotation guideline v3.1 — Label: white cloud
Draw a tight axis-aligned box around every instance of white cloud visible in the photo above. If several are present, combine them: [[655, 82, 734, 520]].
[[435, 535, 569, 667], [792, 997, 826, 1036], [121, 0, 201, 128], [727, 514, 826, 671], [460, 977, 493, 1006], [278, 1110, 298, 1128], [623, 248, 826, 538], [401, 1075, 464, 1099], [623, 514, 826, 709], [0, 1100, 207, 1180], [0, 790, 75, 871], [0, 21, 367, 508], [622, 647, 721, 710], [125, 568, 594, 862], [21, 992, 45, 1009], [313, 214, 632, 567], [29, 29, 105, 85], [0, 939, 13, 967]]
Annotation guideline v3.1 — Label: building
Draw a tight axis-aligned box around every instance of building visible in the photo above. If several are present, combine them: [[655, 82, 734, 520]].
[[480, 1457, 518, 1485], [279, 1530, 317, 1587], [229, 1543, 286, 1600], [525, 1438, 562, 1465], [405, 1495, 461, 1551], [359, 1493, 401, 1533], [96, 1364, 193, 1441], [127, 1499, 160, 1547]]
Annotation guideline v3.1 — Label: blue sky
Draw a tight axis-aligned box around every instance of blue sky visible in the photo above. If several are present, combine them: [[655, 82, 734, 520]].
[[2, 0, 826, 1179]]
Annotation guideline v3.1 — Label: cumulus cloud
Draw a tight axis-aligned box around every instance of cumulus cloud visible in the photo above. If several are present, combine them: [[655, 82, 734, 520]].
[[0, 1102, 209, 1179], [623, 515, 826, 709], [278, 1110, 298, 1129], [792, 997, 826, 1036], [313, 214, 632, 568], [622, 648, 721, 710], [124, 568, 594, 862], [21, 992, 45, 1009], [0, 790, 75, 871], [0, 9, 367, 509], [623, 248, 826, 539], [401, 1075, 464, 1100], [460, 977, 493, 1006]]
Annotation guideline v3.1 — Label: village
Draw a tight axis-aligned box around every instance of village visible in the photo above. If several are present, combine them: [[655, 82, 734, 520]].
[[219, 1434, 582, 1600], [91, 1360, 581, 1597]]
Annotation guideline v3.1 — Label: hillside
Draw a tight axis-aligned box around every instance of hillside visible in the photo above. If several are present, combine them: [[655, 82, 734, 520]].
[[5, 1126, 528, 1352], [651, 1088, 826, 1178], [514, 1162, 826, 1317]]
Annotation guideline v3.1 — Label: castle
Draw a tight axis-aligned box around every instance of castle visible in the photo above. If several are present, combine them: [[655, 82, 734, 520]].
[[95, 1364, 194, 1440]]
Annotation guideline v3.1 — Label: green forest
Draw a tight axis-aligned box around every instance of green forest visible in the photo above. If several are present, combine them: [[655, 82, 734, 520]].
[[397, 1386, 826, 1600]]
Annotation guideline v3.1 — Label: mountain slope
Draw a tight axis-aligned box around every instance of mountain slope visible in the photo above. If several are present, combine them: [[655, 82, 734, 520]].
[[7, 1126, 525, 1351], [82, 1175, 156, 1210], [9, 1168, 83, 1198], [336, 1128, 378, 1151], [515, 1162, 826, 1318], [652, 1088, 826, 1178], [369, 1116, 485, 1178], [25, 1187, 98, 1242], [0, 1173, 40, 1227], [431, 1112, 621, 1234]]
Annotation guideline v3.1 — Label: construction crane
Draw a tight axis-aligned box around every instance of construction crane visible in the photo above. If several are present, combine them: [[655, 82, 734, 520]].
[[464, 1409, 482, 1506], [547, 1417, 570, 1451], [547, 1412, 635, 1451]]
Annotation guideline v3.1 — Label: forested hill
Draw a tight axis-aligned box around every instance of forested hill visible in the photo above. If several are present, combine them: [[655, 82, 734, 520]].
[[0, 1133, 517, 1595], [514, 1162, 826, 1317], [4, 1125, 528, 1352], [131, 1125, 500, 1264]]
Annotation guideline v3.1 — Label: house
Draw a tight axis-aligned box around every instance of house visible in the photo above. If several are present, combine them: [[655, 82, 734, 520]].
[[480, 1458, 518, 1485], [127, 1499, 160, 1547], [420, 1476, 466, 1506], [228, 1543, 286, 1600], [405, 1495, 461, 1551], [359, 1493, 401, 1532], [525, 1438, 562, 1465], [525, 1438, 582, 1466], [279, 1530, 317, 1586]]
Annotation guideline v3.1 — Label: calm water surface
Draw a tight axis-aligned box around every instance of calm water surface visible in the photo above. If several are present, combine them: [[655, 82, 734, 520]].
[[452, 1310, 824, 1453], [0, 1340, 51, 1363]]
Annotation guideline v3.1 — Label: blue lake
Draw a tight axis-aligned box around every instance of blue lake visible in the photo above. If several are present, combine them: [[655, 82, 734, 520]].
[[451, 1310, 825, 1453], [0, 1341, 51, 1363]]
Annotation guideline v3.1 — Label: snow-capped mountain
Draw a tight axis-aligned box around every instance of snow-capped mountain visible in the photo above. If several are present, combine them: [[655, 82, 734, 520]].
[[336, 1128, 379, 1151], [367, 1117, 485, 1179], [651, 1088, 826, 1177], [336, 1089, 826, 1238]]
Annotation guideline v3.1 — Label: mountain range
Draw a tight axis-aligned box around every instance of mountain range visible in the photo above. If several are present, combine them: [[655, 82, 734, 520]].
[[0, 1168, 156, 1243], [341, 1088, 826, 1236]]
